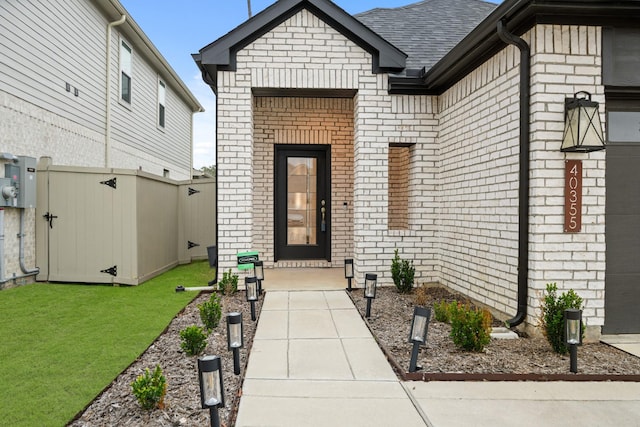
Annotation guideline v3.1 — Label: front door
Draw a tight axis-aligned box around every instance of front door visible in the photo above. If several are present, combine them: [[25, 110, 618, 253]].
[[275, 145, 330, 261]]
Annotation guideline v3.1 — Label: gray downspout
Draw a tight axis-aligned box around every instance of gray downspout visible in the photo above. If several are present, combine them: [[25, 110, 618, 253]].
[[0, 208, 5, 283], [497, 20, 530, 328], [19, 209, 39, 276]]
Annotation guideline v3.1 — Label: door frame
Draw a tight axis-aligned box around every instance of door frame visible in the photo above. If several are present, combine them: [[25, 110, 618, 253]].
[[274, 144, 331, 262]]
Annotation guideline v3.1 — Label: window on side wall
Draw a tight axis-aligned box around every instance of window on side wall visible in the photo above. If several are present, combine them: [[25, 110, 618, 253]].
[[158, 79, 166, 129], [388, 143, 412, 230], [120, 39, 132, 104]]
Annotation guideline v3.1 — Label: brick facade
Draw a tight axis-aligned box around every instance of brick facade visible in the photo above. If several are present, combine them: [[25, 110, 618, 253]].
[[215, 8, 606, 334]]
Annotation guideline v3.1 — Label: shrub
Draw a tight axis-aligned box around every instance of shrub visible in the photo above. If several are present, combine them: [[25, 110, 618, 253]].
[[539, 282, 584, 354], [449, 303, 492, 352], [179, 325, 208, 356], [198, 292, 222, 331], [131, 365, 167, 410], [433, 300, 458, 323], [391, 249, 415, 294], [218, 269, 239, 295]]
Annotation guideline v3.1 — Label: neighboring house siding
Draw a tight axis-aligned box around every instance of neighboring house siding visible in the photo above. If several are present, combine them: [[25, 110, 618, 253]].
[[0, 0, 107, 166], [1, 0, 198, 287]]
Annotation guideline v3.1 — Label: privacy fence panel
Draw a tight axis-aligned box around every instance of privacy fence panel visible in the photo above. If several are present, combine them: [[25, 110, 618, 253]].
[[36, 161, 215, 285]]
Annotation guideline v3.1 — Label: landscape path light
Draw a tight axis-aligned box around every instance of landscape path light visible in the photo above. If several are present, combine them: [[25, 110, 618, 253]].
[[408, 306, 431, 373], [344, 258, 354, 291], [197, 355, 224, 427], [254, 260, 264, 295], [245, 276, 258, 321], [363, 273, 377, 318], [564, 308, 583, 373], [226, 312, 244, 375]]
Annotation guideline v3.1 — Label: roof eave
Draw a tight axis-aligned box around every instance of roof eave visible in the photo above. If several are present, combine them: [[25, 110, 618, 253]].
[[195, 0, 407, 84], [390, 0, 640, 95]]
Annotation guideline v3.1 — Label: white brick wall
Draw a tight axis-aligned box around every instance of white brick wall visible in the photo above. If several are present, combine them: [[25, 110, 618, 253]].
[[215, 10, 606, 333]]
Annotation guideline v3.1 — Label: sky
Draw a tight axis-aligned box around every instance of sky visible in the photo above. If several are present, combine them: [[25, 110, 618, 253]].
[[119, 0, 501, 169]]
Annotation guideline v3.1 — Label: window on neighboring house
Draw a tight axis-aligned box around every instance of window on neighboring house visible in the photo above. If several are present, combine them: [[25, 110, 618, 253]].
[[158, 79, 166, 128], [120, 40, 132, 103], [388, 144, 412, 230]]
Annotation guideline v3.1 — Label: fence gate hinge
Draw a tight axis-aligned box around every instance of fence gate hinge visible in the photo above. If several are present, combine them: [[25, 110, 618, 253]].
[[100, 177, 117, 189], [188, 187, 200, 196], [100, 265, 117, 276], [188, 241, 200, 249]]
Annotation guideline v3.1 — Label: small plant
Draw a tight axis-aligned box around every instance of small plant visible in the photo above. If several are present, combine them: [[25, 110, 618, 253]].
[[433, 300, 458, 323], [413, 283, 429, 307], [391, 249, 415, 294], [539, 282, 584, 354], [179, 325, 208, 356], [198, 292, 222, 331], [218, 269, 239, 295], [449, 304, 492, 352], [131, 365, 167, 410]]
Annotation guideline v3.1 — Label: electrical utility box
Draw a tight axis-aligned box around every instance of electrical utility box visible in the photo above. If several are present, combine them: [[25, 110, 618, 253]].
[[3, 156, 36, 208]]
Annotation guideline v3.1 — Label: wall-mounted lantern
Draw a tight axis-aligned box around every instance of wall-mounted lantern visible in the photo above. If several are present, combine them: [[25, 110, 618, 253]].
[[561, 91, 605, 153], [344, 259, 354, 291]]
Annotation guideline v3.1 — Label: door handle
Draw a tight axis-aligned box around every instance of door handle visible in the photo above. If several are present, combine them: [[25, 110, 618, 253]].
[[320, 200, 326, 232], [43, 212, 58, 229]]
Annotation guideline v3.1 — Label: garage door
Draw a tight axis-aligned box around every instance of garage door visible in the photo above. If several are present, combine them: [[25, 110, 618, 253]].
[[604, 110, 640, 334]]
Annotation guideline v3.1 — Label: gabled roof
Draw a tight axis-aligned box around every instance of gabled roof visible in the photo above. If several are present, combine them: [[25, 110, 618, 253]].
[[355, 0, 497, 71], [193, 0, 408, 93]]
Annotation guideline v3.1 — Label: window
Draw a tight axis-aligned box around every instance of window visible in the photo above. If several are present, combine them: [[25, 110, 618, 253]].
[[158, 79, 166, 128], [120, 40, 132, 103], [388, 144, 412, 230]]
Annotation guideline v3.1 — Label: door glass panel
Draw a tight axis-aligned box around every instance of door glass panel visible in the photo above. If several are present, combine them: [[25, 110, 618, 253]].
[[287, 157, 317, 245]]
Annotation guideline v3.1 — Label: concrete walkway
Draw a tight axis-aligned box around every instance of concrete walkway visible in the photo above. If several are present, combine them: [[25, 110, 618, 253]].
[[235, 290, 427, 426], [236, 281, 640, 427]]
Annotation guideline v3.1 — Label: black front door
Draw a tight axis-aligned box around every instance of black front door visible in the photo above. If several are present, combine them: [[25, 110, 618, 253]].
[[275, 145, 330, 261]]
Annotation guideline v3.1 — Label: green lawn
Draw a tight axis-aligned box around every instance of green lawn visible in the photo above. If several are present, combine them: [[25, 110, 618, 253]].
[[0, 261, 211, 426]]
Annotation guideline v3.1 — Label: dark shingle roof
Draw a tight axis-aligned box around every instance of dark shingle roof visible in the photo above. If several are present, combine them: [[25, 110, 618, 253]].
[[355, 0, 498, 71]]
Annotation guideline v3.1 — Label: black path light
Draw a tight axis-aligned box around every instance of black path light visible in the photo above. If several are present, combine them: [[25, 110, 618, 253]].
[[246, 276, 258, 321], [561, 91, 605, 153], [408, 306, 431, 373], [254, 260, 264, 295], [363, 273, 377, 318], [344, 258, 354, 291], [197, 355, 224, 427], [565, 308, 583, 373], [226, 312, 244, 375]]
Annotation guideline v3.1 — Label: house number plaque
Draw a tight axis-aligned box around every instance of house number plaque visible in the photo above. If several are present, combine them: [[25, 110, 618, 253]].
[[564, 160, 582, 233]]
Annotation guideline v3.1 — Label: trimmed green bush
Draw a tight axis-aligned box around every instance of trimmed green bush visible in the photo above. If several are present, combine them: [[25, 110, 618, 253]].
[[433, 300, 458, 323], [449, 303, 492, 352], [218, 269, 239, 295], [179, 325, 208, 356], [198, 292, 222, 331], [540, 282, 584, 354], [391, 249, 415, 294], [131, 365, 167, 410]]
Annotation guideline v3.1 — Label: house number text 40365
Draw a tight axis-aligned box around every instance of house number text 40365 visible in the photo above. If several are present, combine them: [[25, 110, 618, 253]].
[[564, 160, 582, 233]]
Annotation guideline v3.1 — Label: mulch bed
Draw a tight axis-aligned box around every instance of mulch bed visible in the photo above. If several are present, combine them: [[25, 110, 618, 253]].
[[350, 285, 640, 381]]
